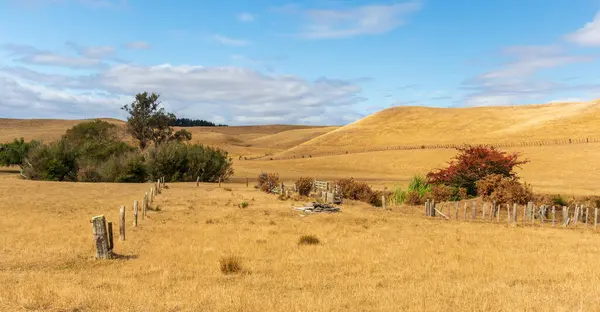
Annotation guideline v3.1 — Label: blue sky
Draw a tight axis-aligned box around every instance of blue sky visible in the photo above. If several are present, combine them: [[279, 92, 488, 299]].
[[1, 0, 600, 125]]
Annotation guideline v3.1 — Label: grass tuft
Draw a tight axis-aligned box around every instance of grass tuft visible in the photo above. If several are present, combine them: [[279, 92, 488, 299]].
[[298, 235, 320, 245], [219, 255, 244, 275]]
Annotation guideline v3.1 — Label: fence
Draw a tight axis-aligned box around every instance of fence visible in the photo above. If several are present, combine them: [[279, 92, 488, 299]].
[[90, 177, 166, 259], [241, 137, 600, 161], [424, 199, 599, 230]]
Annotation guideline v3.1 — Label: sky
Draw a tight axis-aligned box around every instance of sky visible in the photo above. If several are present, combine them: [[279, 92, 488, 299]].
[[1, 0, 600, 125]]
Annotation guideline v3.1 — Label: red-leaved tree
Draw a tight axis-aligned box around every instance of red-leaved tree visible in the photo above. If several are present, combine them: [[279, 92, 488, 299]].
[[426, 145, 528, 196]]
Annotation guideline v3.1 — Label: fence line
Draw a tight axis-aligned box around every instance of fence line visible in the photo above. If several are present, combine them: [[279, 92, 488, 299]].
[[241, 137, 599, 161], [424, 199, 600, 232], [90, 176, 166, 260]]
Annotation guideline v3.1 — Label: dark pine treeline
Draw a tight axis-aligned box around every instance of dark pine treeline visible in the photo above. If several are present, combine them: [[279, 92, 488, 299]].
[[169, 118, 228, 127]]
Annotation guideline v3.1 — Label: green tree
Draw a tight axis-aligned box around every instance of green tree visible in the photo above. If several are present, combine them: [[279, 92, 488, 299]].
[[0, 138, 40, 168], [121, 92, 176, 149], [62, 119, 133, 163]]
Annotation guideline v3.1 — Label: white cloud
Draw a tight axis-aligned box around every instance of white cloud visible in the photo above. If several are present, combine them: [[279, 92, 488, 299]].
[[213, 35, 250, 47], [2, 43, 106, 69], [565, 12, 600, 46], [237, 12, 255, 22], [0, 49, 367, 124], [293, 1, 422, 39], [462, 45, 597, 106], [124, 41, 151, 50], [81, 45, 115, 58]]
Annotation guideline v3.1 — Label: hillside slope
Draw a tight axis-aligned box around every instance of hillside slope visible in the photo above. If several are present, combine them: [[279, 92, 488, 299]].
[[275, 99, 600, 157]]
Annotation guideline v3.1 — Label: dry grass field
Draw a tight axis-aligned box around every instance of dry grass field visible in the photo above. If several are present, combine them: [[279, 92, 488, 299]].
[[2, 173, 600, 312], [3, 101, 600, 311]]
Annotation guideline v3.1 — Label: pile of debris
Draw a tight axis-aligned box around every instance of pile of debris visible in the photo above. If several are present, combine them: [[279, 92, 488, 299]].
[[294, 202, 341, 213]]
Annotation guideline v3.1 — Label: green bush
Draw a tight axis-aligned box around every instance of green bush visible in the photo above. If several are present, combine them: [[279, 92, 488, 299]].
[[145, 141, 233, 182], [23, 140, 78, 181], [0, 138, 40, 168], [390, 175, 431, 206]]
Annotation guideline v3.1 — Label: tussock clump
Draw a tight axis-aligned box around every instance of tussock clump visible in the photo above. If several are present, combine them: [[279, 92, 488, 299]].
[[219, 255, 244, 275], [298, 235, 320, 245], [295, 176, 314, 196]]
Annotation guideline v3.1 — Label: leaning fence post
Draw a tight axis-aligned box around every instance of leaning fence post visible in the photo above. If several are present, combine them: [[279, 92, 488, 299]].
[[119, 205, 126, 241], [133, 200, 138, 227], [91, 215, 111, 259]]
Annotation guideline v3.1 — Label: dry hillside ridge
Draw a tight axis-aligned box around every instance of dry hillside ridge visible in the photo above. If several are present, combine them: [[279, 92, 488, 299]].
[[274, 99, 600, 158]]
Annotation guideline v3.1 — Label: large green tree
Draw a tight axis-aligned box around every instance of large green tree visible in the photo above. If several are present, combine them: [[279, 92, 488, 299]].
[[121, 92, 178, 149]]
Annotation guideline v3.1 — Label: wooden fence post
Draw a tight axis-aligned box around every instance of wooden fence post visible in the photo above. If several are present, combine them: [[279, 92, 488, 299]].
[[91, 215, 111, 259], [523, 204, 526, 225], [218, 177, 221, 188], [246, 177, 249, 188], [425, 199, 430, 216], [431, 199, 436, 217], [463, 202, 467, 220], [513, 203, 518, 224], [143, 192, 148, 219], [552, 206, 556, 227], [382, 194, 386, 210], [133, 200, 138, 227], [497, 202, 501, 223], [586, 207, 590, 227], [482, 202, 486, 221], [455, 201, 459, 220], [595, 207, 598, 231], [107, 221, 114, 252], [196, 176, 200, 187], [507, 203, 511, 224], [471, 201, 476, 220], [119, 205, 126, 241]]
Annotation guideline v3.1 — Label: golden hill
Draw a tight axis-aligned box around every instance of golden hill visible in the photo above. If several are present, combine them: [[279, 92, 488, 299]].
[[275, 99, 600, 158]]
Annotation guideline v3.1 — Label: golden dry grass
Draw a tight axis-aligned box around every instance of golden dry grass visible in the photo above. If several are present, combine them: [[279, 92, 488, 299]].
[[277, 99, 600, 157], [2, 173, 600, 311]]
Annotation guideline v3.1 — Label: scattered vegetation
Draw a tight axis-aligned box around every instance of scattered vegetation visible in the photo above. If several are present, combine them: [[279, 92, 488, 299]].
[[239, 201, 249, 208], [427, 145, 529, 196], [298, 235, 320, 245], [8, 91, 235, 183], [334, 178, 386, 207], [552, 194, 569, 206], [295, 176, 314, 196], [219, 255, 244, 275]]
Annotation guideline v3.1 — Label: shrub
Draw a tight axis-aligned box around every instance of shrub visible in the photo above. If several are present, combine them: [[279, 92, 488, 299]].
[[298, 235, 320, 245], [145, 141, 233, 182], [430, 184, 453, 202], [23, 140, 78, 181], [97, 152, 148, 182], [552, 194, 568, 206], [77, 165, 102, 182], [390, 175, 432, 205], [0, 138, 40, 168], [476, 174, 533, 205], [257, 173, 279, 193], [239, 201, 249, 208], [295, 176, 314, 196], [405, 190, 424, 205], [427, 145, 528, 196], [219, 255, 243, 275], [62, 119, 134, 164]]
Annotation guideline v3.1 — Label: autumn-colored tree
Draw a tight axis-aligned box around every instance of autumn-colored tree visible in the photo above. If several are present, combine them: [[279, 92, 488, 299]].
[[426, 145, 528, 196]]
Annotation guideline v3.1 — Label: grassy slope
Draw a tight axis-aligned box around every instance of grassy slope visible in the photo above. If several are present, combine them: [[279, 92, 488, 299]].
[[276, 99, 600, 157]]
